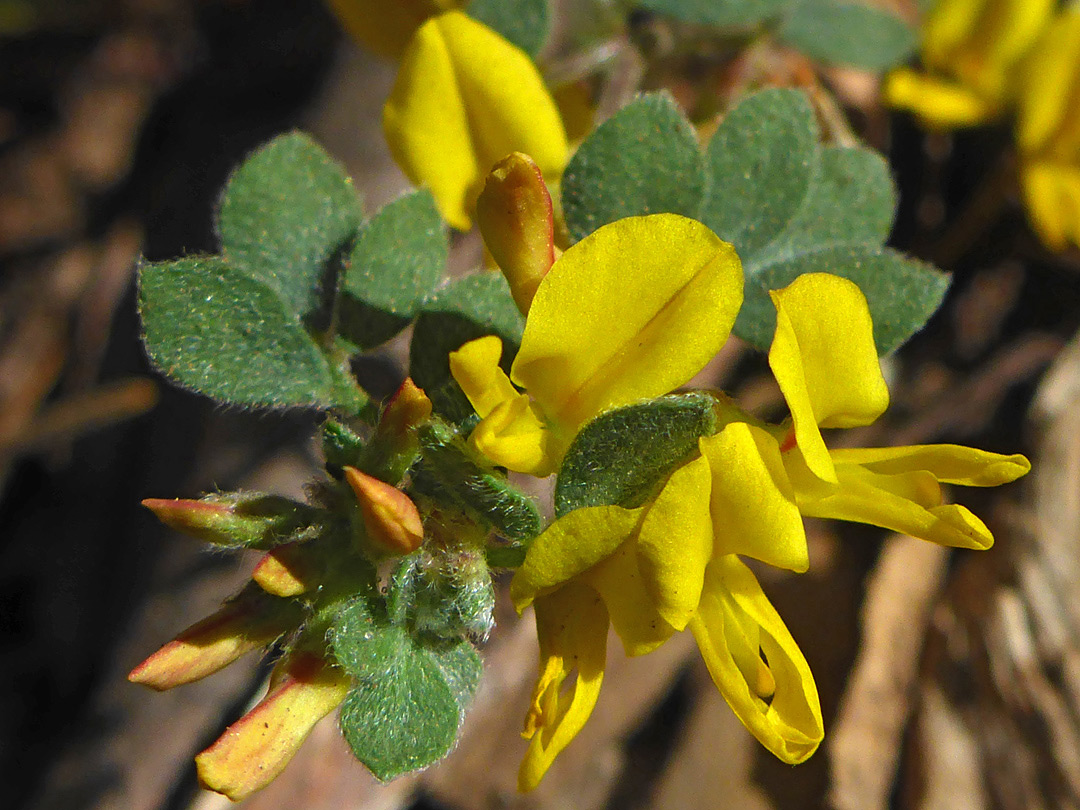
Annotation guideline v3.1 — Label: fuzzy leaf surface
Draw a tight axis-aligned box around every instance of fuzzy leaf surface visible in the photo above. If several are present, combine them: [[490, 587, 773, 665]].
[[561, 92, 705, 243], [218, 132, 361, 318]]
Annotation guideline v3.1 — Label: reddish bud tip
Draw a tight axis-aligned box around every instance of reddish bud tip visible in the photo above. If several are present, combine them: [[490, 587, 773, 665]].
[[252, 543, 313, 597], [379, 377, 433, 438], [343, 466, 424, 555]]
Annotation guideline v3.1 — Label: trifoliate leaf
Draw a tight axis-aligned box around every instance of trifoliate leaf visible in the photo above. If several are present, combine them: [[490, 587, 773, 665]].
[[468, 0, 551, 56], [139, 256, 366, 410], [555, 393, 718, 517], [217, 132, 361, 318], [409, 272, 525, 416], [778, 0, 916, 71], [562, 91, 706, 243], [339, 189, 448, 350]]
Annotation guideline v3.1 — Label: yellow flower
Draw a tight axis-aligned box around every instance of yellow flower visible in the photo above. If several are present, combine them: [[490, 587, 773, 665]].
[[509, 425, 822, 790], [1016, 10, 1080, 250], [383, 11, 569, 230], [884, 0, 1055, 128], [325, 0, 464, 60], [767, 273, 1030, 546], [448, 213, 744, 476]]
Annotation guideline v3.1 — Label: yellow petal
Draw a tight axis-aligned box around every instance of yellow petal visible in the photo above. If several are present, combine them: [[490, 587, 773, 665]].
[[922, 0, 988, 70], [883, 68, 998, 128], [1017, 10, 1080, 156], [510, 505, 644, 611], [449, 335, 518, 418], [830, 444, 1030, 486], [635, 455, 714, 631], [326, 0, 461, 60], [383, 12, 568, 230], [519, 584, 608, 792], [799, 465, 995, 549], [700, 423, 809, 572], [1020, 160, 1080, 251], [768, 273, 889, 483], [195, 654, 351, 801], [513, 214, 743, 431], [690, 556, 823, 764], [469, 393, 557, 476], [584, 539, 676, 655]]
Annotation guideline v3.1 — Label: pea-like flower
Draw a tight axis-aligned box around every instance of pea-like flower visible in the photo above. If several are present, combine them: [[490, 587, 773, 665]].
[[325, 0, 464, 60], [884, 0, 1054, 128], [1015, 9, 1080, 250], [449, 213, 744, 475], [383, 12, 568, 230], [768, 273, 1030, 547]]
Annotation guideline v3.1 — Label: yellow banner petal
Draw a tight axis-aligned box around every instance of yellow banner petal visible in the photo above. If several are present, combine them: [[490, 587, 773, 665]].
[[1017, 10, 1080, 157], [519, 585, 608, 792], [635, 455, 714, 631], [690, 556, 823, 764], [700, 424, 809, 572], [768, 273, 889, 483], [383, 12, 567, 231], [513, 214, 743, 432], [830, 444, 1030, 486], [510, 505, 644, 611], [326, 0, 461, 60]]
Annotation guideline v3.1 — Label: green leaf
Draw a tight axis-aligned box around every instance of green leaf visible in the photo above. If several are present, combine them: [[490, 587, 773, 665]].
[[139, 256, 365, 410], [779, 0, 916, 71], [415, 421, 542, 543], [339, 190, 447, 351], [637, 0, 792, 26], [561, 92, 706, 243], [736, 246, 950, 354], [701, 88, 819, 258], [333, 602, 482, 781], [409, 272, 525, 416], [555, 393, 718, 517], [468, 0, 550, 56], [217, 132, 362, 318]]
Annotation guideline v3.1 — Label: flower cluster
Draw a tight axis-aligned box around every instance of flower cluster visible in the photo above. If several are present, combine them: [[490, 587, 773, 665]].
[[886, 0, 1080, 249]]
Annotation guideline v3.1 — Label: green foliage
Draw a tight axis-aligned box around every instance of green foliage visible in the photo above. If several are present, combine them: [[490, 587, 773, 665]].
[[332, 598, 482, 781], [468, 0, 550, 56], [555, 393, 718, 516], [218, 132, 361, 318], [398, 549, 497, 640], [410, 272, 525, 416], [339, 190, 447, 351], [633, 0, 914, 71], [778, 0, 917, 72], [415, 421, 542, 543], [561, 92, 705, 243], [139, 257, 366, 411], [699, 88, 947, 353], [637, 0, 790, 26]]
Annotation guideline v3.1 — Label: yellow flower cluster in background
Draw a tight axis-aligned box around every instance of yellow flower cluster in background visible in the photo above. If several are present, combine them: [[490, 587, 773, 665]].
[[886, 0, 1080, 250]]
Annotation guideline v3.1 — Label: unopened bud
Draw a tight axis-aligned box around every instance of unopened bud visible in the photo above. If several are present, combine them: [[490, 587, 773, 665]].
[[344, 466, 424, 555], [128, 586, 298, 691], [195, 652, 351, 801], [252, 542, 316, 597], [379, 377, 433, 438], [142, 492, 320, 549], [476, 152, 557, 315]]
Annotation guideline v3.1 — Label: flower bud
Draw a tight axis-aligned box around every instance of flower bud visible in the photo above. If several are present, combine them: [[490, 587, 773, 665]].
[[252, 542, 316, 597], [379, 377, 433, 438], [344, 466, 424, 555], [476, 152, 557, 315], [195, 652, 351, 801], [128, 586, 298, 691], [142, 492, 320, 549]]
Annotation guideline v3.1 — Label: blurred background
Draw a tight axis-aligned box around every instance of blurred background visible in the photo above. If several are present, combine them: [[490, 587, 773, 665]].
[[2, 0, 1078, 808]]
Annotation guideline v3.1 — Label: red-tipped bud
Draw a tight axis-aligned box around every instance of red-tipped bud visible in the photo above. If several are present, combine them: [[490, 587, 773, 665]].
[[252, 542, 316, 597], [476, 152, 557, 315], [195, 652, 351, 801], [128, 587, 295, 690], [344, 466, 424, 555], [142, 493, 319, 549], [379, 377, 433, 438]]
